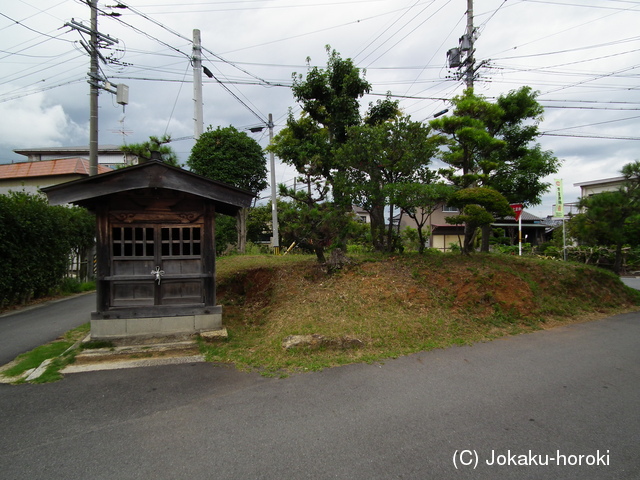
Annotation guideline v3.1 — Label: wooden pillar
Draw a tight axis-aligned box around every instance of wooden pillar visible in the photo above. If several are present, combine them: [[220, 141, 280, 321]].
[[203, 202, 216, 307], [95, 203, 110, 313]]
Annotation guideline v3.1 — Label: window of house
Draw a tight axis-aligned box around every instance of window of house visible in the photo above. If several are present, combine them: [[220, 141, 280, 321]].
[[442, 205, 459, 213]]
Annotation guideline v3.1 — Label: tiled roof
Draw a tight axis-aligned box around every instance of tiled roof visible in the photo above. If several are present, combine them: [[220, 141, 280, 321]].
[[0, 158, 112, 179], [14, 145, 122, 155], [504, 211, 542, 222]]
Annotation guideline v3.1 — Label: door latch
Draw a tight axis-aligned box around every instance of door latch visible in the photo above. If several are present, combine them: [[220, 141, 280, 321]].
[[151, 266, 165, 285]]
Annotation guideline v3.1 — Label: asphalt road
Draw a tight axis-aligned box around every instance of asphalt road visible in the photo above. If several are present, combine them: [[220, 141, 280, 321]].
[[0, 293, 95, 365], [621, 276, 640, 290], [1, 311, 639, 479]]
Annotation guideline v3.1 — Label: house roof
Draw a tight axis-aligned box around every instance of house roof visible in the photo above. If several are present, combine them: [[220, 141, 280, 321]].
[[0, 158, 112, 179], [574, 176, 625, 188], [504, 211, 542, 222], [41, 160, 256, 215], [14, 145, 123, 156]]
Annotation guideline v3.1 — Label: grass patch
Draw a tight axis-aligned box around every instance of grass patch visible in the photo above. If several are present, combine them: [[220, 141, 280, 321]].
[[203, 253, 640, 376], [58, 278, 96, 295], [1, 323, 89, 383], [3, 342, 73, 378]]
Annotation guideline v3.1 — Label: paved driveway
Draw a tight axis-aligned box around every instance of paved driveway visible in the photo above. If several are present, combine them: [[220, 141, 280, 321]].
[[0, 293, 95, 365], [621, 276, 640, 290], [1, 311, 638, 479]]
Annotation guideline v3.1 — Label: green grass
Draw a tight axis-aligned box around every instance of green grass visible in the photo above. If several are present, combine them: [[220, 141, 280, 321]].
[[1, 323, 89, 383], [3, 342, 73, 378], [202, 252, 640, 376]]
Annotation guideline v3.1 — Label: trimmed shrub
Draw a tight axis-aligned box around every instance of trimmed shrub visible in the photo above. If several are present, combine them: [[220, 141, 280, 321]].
[[0, 192, 94, 307]]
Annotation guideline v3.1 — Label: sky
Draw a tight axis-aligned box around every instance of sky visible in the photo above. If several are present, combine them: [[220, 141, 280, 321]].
[[1, 0, 639, 218]]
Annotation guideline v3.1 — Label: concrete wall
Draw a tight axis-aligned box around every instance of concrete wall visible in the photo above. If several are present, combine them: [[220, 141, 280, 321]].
[[90, 308, 223, 339], [0, 175, 82, 197]]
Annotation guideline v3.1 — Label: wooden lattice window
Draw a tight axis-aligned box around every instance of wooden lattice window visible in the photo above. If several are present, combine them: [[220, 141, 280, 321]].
[[112, 227, 155, 257], [161, 226, 201, 257]]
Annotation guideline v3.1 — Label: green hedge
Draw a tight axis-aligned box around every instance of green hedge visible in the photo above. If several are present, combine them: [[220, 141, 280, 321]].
[[0, 191, 95, 307]]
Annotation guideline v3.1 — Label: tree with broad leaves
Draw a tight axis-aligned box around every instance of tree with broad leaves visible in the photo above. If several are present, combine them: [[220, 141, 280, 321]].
[[188, 125, 267, 253], [269, 47, 398, 261], [277, 180, 353, 264], [386, 182, 456, 253], [336, 115, 437, 251]]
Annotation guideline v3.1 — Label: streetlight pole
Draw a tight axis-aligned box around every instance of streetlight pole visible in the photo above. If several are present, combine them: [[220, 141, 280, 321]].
[[268, 113, 280, 255]]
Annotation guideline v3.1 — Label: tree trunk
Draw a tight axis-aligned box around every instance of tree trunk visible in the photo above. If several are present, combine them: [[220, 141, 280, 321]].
[[480, 224, 491, 252], [613, 242, 623, 275], [417, 227, 425, 254], [314, 245, 326, 264], [386, 204, 396, 252], [236, 207, 248, 254], [369, 205, 386, 252], [462, 223, 477, 255]]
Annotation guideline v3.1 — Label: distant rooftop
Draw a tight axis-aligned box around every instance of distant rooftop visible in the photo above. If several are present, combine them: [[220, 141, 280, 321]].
[[574, 176, 625, 187], [0, 158, 112, 179], [14, 145, 123, 156]]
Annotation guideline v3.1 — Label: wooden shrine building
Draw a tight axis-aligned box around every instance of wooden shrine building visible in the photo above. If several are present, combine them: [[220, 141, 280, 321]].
[[42, 161, 255, 339]]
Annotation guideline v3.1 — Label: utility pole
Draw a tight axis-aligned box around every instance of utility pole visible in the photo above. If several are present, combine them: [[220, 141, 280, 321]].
[[193, 29, 204, 140], [65, 1, 123, 176], [89, 0, 99, 176], [446, 0, 483, 90], [464, 0, 475, 89], [268, 114, 280, 255]]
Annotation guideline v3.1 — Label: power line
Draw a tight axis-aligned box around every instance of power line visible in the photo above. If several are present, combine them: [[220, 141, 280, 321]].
[[0, 12, 75, 43], [0, 79, 85, 104], [113, 2, 273, 86], [542, 113, 640, 132], [541, 133, 640, 141], [364, 1, 454, 68], [138, 0, 389, 14]]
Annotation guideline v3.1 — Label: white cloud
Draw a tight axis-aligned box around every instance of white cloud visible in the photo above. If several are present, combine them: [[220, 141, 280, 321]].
[[1, 0, 639, 214], [0, 89, 85, 149]]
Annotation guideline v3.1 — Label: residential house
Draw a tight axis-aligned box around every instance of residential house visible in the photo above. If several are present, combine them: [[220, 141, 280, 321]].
[[13, 145, 135, 169], [398, 204, 547, 252], [352, 206, 371, 224], [574, 176, 625, 199], [0, 158, 112, 196]]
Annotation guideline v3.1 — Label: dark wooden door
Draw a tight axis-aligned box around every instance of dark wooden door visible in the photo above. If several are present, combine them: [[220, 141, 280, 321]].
[[110, 225, 204, 308]]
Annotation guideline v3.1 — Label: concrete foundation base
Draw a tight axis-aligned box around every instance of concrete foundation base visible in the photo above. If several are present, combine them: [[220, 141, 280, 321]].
[[90, 309, 222, 339]]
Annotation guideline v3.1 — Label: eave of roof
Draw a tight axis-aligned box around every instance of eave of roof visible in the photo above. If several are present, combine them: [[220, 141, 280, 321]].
[[41, 160, 256, 213], [0, 158, 112, 179], [13, 145, 123, 155], [574, 176, 625, 187]]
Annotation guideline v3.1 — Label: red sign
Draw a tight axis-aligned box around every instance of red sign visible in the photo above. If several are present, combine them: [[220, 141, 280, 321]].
[[510, 204, 523, 221]]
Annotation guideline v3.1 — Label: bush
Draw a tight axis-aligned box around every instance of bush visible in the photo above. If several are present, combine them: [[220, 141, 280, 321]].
[[400, 227, 421, 252], [0, 192, 95, 307]]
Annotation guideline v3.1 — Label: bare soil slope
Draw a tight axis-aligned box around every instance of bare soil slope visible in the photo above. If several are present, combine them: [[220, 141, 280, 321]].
[[208, 253, 640, 374]]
